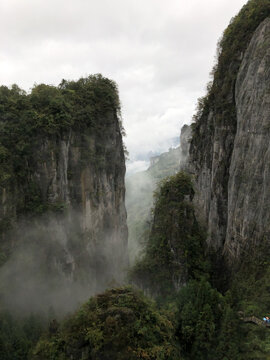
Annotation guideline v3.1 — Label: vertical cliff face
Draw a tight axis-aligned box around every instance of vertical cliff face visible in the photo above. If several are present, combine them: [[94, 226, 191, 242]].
[[189, 2, 270, 264], [224, 18, 270, 259], [0, 76, 128, 312]]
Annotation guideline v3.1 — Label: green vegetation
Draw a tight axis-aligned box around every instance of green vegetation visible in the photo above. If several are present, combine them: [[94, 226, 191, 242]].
[[31, 287, 180, 360], [184, 2, 270, 355], [130, 172, 208, 300], [0, 75, 123, 265], [0, 312, 45, 360], [1, 1, 270, 358], [0, 74, 121, 210], [1, 173, 270, 358], [130, 170, 270, 359]]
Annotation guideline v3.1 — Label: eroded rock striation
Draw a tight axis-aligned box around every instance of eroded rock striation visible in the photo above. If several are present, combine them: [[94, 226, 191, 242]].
[[224, 18, 270, 259], [189, 10, 270, 264], [0, 76, 128, 312]]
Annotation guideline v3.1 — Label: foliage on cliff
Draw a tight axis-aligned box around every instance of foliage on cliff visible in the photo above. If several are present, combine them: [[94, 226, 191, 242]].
[[129, 168, 270, 359], [0, 74, 125, 277], [0, 312, 45, 360], [0, 74, 121, 197], [31, 287, 181, 360], [130, 172, 209, 299], [191, 0, 270, 163]]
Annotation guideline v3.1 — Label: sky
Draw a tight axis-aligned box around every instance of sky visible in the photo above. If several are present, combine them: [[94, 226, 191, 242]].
[[0, 0, 247, 174]]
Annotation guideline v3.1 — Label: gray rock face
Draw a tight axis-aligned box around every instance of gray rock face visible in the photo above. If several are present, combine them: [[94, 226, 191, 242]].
[[189, 18, 270, 263], [0, 109, 128, 313], [189, 113, 236, 252], [224, 18, 270, 260]]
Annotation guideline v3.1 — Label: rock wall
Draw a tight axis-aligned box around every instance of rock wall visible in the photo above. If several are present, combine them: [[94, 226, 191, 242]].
[[0, 77, 128, 312], [189, 16, 270, 264], [224, 18, 270, 259]]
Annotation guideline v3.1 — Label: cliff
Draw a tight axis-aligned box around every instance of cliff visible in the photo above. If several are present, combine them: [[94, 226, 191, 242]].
[[0, 75, 128, 312], [224, 18, 270, 260], [189, 0, 270, 264]]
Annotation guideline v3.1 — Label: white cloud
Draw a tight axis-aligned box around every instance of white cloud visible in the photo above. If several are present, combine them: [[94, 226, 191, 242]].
[[0, 0, 248, 171]]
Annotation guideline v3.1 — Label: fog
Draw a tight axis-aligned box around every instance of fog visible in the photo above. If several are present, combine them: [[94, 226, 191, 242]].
[[126, 170, 155, 262], [126, 145, 183, 263], [0, 210, 126, 317]]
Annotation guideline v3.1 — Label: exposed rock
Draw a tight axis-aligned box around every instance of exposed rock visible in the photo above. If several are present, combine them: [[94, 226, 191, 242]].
[[189, 17, 270, 264], [0, 77, 128, 313], [224, 18, 270, 260]]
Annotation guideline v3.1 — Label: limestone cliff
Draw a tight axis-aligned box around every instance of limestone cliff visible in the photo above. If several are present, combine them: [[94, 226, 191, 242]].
[[188, 2, 270, 264], [0, 75, 128, 312], [224, 18, 270, 260]]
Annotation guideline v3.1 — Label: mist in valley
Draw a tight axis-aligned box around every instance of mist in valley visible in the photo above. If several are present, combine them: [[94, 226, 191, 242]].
[[0, 209, 127, 317], [0, 146, 184, 317], [126, 146, 183, 263]]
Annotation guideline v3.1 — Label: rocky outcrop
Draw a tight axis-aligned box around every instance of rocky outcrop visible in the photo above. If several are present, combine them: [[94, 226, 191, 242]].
[[189, 15, 270, 264], [0, 77, 128, 312]]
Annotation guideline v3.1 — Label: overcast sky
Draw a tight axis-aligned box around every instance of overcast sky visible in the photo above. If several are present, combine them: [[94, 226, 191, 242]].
[[0, 0, 247, 173]]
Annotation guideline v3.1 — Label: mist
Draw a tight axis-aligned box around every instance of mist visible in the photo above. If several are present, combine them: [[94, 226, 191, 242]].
[[0, 125, 190, 318], [126, 146, 185, 263], [126, 124, 191, 264], [0, 209, 127, 317], [126, 170, 155, 262]]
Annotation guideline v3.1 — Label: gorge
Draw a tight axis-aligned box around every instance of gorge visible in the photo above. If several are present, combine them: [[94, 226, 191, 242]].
[[1, 0, 270, 359]]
